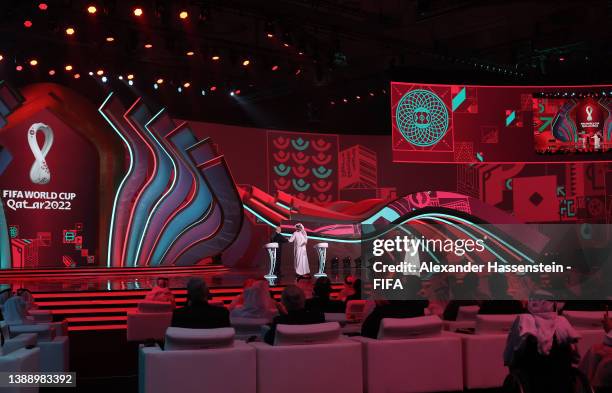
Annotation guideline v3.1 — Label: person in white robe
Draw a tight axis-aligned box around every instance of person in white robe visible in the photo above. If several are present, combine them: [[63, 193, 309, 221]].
[[288, 223, 310, 278]]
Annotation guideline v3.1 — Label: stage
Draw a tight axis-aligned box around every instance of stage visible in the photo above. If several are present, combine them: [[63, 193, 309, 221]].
[[0, 265, 347, 331]]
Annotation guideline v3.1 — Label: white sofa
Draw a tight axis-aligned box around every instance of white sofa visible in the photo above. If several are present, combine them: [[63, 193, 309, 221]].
[[444, 305, 480, 332], [230, 317, 271, 340], [139, 327, 256, 393], [563, 310, 607, 355], [250, 322, 362, 393], [0, 336, 40, 393], [353, 315, 463, 393], [127, 301, 174, 342], [458, 314, 518, 389], [7, 323, 68, 372]]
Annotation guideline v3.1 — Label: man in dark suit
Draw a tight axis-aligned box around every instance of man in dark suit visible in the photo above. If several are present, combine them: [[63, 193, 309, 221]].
[[305, 277, 345, 313], [270, 226, 288, 277], [171, 277, 230, 329], [264, 285, 324, 344]]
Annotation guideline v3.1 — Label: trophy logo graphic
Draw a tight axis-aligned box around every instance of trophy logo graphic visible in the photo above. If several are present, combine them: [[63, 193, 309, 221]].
[[28, 123, 54, 185], [586, 105, 593, 121]]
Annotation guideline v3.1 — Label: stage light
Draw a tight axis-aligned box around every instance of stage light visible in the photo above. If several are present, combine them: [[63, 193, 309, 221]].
[[156, 78, 164, 84], [144, 43, 153, 49], [153, 83, 158, 89], [186, 51, 194, 56], [16, 65, 23, 71], [242, 59, 250, 66], [39, 3, 48, 10], [74, 73, 80, 79], [133, 7, 143, 17], [177, 87, 183, 93], [295, 68, 302, 75], [0, 55, 3, 61], [230, 91, 235, 96], [369, 92, 375, 96], [128, 80, 134, 86], [127, 74, 134, 80], [559, 56, 565, 62], [234, 89, 241, 95], [201, 89, 206, 96], [87, 5, 97, 14], [342, 98, 348, 103], [265, 21, 275, 38], [88, 71, 93, 76], [330, 101, 335, 105], [65, 27, 75, 35], [29, 59, 38, 66], [118, 75, 123, 80], [24, 20, 33, 28], [48, 69, 55, 75], [106, 36, 115, 42], [211, 55, 220, 61], [101, 76, 108, 83], [179, 10, 188, 19], [183, 82, 190, 88], [65, 65, 73, 71], [210, 85, 217, 91], [271, 65, 279, 71], [96, 69, 104, 76]]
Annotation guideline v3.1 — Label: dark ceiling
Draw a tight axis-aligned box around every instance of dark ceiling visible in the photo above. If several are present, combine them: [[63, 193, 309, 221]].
[[0, 0, 610, 134]]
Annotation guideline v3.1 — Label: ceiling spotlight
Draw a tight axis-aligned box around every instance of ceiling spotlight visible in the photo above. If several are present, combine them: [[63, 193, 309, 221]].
[[234, 89, 241, 95], [24, 20, 33, 28], [16, 65, 23, 71], [65, 27, 75, 35], [271, 65, 279, 71], [295, 68, 302, 75], [74, 73, 80, 79], [88, 71, 93, 76], [127, 74, 134, 80], [265, 21, 275, 38], [128, 80, 134, 86], [183, 82, 190, 88], [87, 5, 97, 14], [65, 65, 73, 71], [118, 75, 123, 80], [106, 36, 115, 42], [153, 83, 159, 90], [156, 78, 164, 84], [96, 69, 104, 76], [201, 89, 206, 96], [101, 76, 108, 83], [230, 91, 235, 96], [210, 85, 217, 91], [29, 59, 38, 66], [177, 87, 183, 93], [179, 10, 188, 19], [133, 7, 143, 17], [144, 43, 153, 49], [39, 3, 48, 10], [242, 59, 250, 66], [211, 55, 220, 61], [0, 55, 3, 61], [48, 69, 55, 75], [186, 51, 194, 56]]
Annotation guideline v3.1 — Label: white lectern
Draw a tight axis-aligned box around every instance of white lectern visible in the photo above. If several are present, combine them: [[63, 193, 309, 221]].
[[314, 242, 328, 277], [264, 242, 279, 280]]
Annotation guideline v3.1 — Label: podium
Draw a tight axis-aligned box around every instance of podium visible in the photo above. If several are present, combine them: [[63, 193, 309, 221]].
[[264, 242, 279, 280], [314, 243, 328, 277]]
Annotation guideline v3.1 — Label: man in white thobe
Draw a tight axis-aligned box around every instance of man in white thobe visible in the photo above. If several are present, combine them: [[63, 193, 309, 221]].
[[288, 223, 310, 278]]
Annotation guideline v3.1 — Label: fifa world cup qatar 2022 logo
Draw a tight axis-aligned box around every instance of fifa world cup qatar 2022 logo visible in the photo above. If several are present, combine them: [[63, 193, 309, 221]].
[[27, 123, 54, 185], [395, 89, 449, 147]]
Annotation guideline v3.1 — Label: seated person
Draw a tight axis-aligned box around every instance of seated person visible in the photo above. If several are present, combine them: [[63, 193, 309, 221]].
[[345, 278, 362, 303], [264, 285, 325, 344], [145, 277, 175, 306], [305, 277, 345, 314], [2, 295, 32, 325], [503, 291, 580, 393], [228, 278, 255, 311], [579, 315, 612, 392], [16, 288, 38, 310], [443, 272, 483, 321], [337, 275, 356, 301], [230, 280, 279, 320], [361, 276, 429, 339], [171, 278, 230, 329], [478, 273, 525, 315]]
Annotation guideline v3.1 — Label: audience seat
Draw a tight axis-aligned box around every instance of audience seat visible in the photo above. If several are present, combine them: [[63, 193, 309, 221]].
[[352, 315, 463, 393], [0, 347, 40, 393], [250, 322, 362, 393], [563, 310, 606, 355], [8, 323, 69, 372], [458, 314, 518, 389], [230, 317, 271, 340], [444, 305, 479, 332], [28, 310, 53, 323], [127, 301, 173, 342], [139, 327, 255, 393], [346, 300, 366, 322]]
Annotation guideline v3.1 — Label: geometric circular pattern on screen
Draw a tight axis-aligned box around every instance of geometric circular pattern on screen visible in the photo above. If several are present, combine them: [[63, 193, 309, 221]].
[[395, 89, 449, 147]]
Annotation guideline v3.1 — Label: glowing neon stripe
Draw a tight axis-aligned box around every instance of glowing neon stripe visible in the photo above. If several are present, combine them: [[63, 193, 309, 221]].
[[505, 111, 515, 127], [120, 98, 158, 267], [276, 202, 291, 211], [243, 204, 277, 227], [133, 108, 179, 265], [452, 87, 466, 112], [98, 92, 134, 268]]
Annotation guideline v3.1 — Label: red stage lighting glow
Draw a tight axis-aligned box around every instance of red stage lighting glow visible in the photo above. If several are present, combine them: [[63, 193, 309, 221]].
[[39, 3, 48, 10], [179, 11, 188, 19], [48, 69, 55, 75], [65, 27, 75, 35], [295, 68, 302, 75], [74, 73, 80, 79], [87, 5, 97, 14], [559, 56, 565, 62], [271, 65, 279, 71], [29, 59, 38, 66], [133, 7, 143, 17], [234, 90, 241, 95], [16, 65, 23, 71], [24, 20, 33, 28], [65, 65, 73, 71], [210, 85, 217, 91], [242, 59, 250, 66]]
